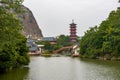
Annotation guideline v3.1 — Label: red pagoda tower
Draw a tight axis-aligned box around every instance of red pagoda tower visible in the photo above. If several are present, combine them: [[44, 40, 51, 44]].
[[70, 20, 77, 43]]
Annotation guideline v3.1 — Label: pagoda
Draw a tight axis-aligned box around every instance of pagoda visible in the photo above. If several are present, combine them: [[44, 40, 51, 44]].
[[69, 20, 77, 43]]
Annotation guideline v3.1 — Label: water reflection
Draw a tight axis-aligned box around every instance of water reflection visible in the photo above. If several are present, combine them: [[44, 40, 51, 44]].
[[28, 57, 120, 80], [0, 67, 29, 80], [1, 57, 120, 80], [79, 58, 120, 80]]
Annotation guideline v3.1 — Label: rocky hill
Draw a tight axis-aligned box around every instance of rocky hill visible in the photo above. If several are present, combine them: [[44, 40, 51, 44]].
[[19, 6, 43, 39], [0, 1, 43, 39]]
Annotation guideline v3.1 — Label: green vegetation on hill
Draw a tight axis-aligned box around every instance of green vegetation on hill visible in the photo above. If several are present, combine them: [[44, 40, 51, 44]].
[[0, 0, 29, 72], [80, 7, 120, 60]]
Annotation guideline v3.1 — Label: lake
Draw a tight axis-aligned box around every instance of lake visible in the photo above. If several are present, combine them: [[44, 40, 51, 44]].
[[0, 57, 120, 80]]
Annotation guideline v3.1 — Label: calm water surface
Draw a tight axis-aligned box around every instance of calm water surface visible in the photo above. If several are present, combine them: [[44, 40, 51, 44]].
[[1, 57, 120, 80]]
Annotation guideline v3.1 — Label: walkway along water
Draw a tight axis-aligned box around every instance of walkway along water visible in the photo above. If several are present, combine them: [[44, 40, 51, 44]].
[[53, 46, 73, 53], [53, 45, 80, 57]]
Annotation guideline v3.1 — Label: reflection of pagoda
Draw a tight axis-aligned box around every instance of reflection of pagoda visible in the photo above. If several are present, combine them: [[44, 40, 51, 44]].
[[70, 20, 77, 43]]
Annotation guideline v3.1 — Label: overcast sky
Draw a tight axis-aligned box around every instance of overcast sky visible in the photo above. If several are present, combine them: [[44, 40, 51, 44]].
[[23, 0, 119, 37]]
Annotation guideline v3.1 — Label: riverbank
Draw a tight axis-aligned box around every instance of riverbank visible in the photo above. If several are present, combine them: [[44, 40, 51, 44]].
[[80, 54, 120, 61]]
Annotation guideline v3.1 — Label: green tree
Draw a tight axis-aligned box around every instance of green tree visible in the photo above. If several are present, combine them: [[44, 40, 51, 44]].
[[57, 35, 73, 47], [80, 7, 120, 59], [0, 0, 29, 72]]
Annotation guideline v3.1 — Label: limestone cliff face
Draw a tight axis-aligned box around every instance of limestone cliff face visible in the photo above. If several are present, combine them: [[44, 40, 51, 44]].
[[19, 6, 43, 39]]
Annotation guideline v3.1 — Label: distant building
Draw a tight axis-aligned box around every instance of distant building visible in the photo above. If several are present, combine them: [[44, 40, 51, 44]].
[[41, 37, 57, 44], [69, 20, 77, 43], [72, 44, 80, 57], [27, 39, 44, 55]]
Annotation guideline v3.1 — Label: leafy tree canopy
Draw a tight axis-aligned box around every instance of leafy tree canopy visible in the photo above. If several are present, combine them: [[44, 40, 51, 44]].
[[0, 0, 29, 72], [80, 7, 120, 59]]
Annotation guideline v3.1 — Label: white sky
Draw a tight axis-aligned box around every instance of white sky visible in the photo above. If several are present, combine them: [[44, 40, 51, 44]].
[[23, 0, 119, 37]]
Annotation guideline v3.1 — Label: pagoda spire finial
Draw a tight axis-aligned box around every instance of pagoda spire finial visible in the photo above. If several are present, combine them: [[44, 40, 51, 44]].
[[72, 19, 74, 23]]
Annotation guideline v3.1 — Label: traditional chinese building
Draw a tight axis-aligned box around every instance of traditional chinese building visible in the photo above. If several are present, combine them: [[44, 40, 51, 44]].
[[70, 20, 77, 43], [41, 37, 57, 45]]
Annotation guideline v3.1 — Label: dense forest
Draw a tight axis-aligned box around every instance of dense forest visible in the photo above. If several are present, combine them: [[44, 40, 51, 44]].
[[80, 7, 120, 60], [0, 0, 29, 72]]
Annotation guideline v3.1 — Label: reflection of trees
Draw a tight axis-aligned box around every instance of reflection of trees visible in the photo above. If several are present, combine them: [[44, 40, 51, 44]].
[[0, 67, 29, 80]]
